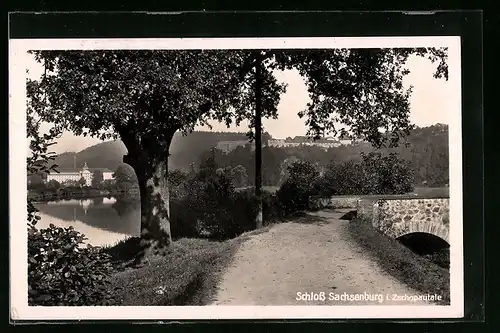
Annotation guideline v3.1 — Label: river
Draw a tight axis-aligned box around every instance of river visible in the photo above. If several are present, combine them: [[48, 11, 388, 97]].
[[33, 197, 141, 247]]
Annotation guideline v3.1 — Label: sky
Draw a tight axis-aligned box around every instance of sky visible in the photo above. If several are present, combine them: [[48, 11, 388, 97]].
[[24, 51, 452, 154]]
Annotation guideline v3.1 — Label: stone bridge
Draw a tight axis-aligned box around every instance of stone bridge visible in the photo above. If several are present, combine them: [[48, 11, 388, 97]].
[[369, 198, 450, 244], [310, 196, 450, 244]]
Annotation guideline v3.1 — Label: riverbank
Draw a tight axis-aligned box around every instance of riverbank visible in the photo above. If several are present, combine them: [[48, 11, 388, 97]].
[[28, 188, 140, 203]]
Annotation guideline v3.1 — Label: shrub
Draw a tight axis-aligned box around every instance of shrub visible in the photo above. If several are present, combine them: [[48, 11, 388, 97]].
[[276, 160, 320, 214], [28, 224, 116, 306], [425, 248, 450, 269], [170, 199, 200, 239], [191, 168, 241, 239], [102, 179, 117, 190], [170, 164, 261, 240], [262, 191, 284, 222], [46, 179, 61, 190], [319, 152, 414, 196]]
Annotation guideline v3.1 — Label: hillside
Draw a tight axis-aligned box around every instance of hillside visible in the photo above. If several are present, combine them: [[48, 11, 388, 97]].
[[206, 124, 449, 188], [54, 131, 251, 172], [53, 125, 449, 187], [55, 140, 128, 172]]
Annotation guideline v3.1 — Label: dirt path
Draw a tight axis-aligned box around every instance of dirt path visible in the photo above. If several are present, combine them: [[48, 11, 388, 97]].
[[212, 210, 432, 306]]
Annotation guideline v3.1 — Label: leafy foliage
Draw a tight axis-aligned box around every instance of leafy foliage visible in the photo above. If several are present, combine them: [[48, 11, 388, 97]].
[[170, 157, 261, 240], [189, 124, 448, 189], [78, 176, 87, 187], [276, 160, 320, 214], [26, 94, 62, 226], [319, 152, 414, 196], [27, 90, 116, 306], [28, 224, 116, 306], [46, 179, 61, 190], [112, 164, 138, 188], [230, 165, 249, 188], [91, 169, 104, 188], [273, 48, 448, 147], [28, 49, 289, 245]]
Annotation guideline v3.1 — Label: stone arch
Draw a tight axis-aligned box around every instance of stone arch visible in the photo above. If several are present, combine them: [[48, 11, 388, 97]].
[[390, 220, 449, 244]]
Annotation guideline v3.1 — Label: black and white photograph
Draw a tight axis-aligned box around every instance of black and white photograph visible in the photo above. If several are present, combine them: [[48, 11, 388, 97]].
[[10, 36, 463, 320]]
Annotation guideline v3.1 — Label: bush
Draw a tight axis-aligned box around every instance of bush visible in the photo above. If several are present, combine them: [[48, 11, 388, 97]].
[[102, 179, 117, 190], [276, 160, 320, 214], [262, 191, 284, 221], [170, 164, 261, 240], [169, 154, 293, 240], [319, 152, 414, 196], [425, 248, 450, 269], [28, 224, 116, 306], [187, 168, 245, 240], [46, 179, 61, 190]]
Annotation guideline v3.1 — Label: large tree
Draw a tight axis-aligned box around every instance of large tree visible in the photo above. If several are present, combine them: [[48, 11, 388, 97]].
[[27, 47, 447, 254], [27, 50, 285, 255]]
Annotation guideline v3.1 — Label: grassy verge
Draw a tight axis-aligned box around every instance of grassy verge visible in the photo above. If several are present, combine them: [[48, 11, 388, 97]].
[[104, 235, 251, 306], [347, 218, 450, 305]]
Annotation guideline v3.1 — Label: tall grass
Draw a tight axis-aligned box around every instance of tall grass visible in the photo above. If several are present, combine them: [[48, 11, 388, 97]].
[[347, 218, 450, 305], [106, 237, 243, 305]]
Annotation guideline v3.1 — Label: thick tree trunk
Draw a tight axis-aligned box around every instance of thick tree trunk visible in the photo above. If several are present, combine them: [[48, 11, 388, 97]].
[[136, 159, 172, 249], [122, 137, 173, 255]]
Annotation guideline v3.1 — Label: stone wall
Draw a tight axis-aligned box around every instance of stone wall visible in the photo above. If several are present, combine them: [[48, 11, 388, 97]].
[[356, 198, 378, 221], [373, 198, 450, 243]]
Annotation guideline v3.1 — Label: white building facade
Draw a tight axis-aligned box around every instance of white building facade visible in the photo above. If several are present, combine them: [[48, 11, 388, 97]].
[[46, 162, 114, 187]]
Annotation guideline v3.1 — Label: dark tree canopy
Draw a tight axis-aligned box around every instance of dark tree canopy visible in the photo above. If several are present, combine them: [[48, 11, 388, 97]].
[[272, 47, 448, 147], [28, 48, 447, 150], [27, 50, 285, 154]]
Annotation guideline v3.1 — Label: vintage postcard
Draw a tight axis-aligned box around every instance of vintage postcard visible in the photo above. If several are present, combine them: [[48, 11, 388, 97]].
[[9, 36, 463, 321]]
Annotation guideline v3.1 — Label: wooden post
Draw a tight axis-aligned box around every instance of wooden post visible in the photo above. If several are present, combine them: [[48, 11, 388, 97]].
[[255, 51, 263, 229]]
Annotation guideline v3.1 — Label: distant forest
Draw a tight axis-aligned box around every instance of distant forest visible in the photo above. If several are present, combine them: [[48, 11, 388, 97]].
[[48, 124, 449, 187]]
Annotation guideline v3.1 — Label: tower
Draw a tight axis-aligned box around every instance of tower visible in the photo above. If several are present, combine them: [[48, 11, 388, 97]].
[[81, 161, 91, 186]]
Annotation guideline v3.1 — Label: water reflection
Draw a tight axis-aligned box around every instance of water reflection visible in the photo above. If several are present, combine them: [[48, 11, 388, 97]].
[[34, 196, 141, 247]]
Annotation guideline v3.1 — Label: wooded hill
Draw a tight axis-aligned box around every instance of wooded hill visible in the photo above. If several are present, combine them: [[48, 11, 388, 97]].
[[52, 124, 448, 187]]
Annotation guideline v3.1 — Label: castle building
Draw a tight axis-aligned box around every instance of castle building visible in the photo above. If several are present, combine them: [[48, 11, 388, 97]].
[[216, 140, 255, 153], [268, 136, 342, 149], [46, 161, 114, 186]]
